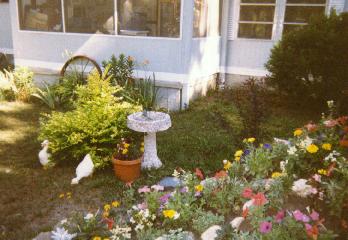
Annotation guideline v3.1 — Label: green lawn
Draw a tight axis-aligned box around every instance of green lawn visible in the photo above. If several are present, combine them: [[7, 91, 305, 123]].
[[0, 90, 313, 239]]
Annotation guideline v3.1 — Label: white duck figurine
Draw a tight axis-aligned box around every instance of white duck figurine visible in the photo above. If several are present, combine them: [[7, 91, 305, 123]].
[[38, 140, 51, 167], [71, 154, 94, 185]]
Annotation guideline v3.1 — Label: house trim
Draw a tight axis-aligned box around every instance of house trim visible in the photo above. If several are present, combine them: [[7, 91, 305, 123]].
[[221, 66, 269, 77], [0, 48, 13, 55]]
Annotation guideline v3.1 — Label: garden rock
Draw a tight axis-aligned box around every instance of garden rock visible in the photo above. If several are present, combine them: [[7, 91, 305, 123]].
[[158, 177, 182, 188], [32, 232, 51, 240], [155, 231, 195, 240], [201, 225, 221, 240]]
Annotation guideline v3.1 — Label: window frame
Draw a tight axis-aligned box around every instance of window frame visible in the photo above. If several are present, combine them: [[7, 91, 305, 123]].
[[231, 0, 328, 41], [16, 0, 184, 40]]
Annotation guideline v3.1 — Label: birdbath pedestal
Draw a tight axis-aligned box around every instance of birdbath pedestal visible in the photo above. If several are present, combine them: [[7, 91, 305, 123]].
[[127, 111, 171, 169]]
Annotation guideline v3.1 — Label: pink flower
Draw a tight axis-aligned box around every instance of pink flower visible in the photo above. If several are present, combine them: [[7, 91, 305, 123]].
[[137, 202, 148, 210], [293, 210, 309, 222], [151, 185, 164, 192], [319, 192, 324, 200], [259, 221, 272, 234], [242, 188, 254, 199], [310, 187, 318, 195], [312, 174, 321, 183], [324, 120, 338, 128], [305, 122, 317, 132], [275, 210, 285, 223], [138, 186, 151, 193], [310, 210, 319, 221], [252, 193, 268, 206]]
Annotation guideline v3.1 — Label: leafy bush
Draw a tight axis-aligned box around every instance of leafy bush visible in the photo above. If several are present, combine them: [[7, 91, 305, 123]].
[[265, 11, 348, 112], [0, 67, 35, 102], [102, 54, 134, 87], [192, 209, 224, 234], [231, 77, 269, 138], [39, 70, 140, 168], [32, 82, 60, 109]]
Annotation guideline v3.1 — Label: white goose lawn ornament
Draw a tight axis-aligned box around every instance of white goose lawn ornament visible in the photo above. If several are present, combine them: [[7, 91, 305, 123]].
[[38, 140, 51, 167], [71, 154, 94, 185]]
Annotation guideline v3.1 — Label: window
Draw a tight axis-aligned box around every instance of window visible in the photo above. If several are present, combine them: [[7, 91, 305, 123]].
[[18, 0, 63, 32], [283, 0, 326, 34], [117, 0, 181, 37], [64, 0, 114, 34], [193, 0, 222, 38], [237, 0, 276, 39]]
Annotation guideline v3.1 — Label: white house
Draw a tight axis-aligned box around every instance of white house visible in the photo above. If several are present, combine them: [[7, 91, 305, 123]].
[[0, 0, 347, 110]]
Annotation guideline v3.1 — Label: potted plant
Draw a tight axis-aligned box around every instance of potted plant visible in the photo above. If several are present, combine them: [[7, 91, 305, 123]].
[[112, 137, 144, 182]]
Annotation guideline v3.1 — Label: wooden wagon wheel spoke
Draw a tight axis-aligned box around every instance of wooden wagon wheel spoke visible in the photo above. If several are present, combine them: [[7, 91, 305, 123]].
[[60, 55, 102, 84]]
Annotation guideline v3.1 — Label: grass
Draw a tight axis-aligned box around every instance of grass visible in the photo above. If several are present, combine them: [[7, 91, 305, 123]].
[[0, 90, 313, 239]]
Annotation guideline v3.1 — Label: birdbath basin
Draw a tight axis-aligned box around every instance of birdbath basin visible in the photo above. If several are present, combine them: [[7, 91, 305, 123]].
[[127, 111, 171, 169]]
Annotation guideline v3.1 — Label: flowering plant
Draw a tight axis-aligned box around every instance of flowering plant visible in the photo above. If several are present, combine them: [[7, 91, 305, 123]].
[[113, 136, 144, 161]]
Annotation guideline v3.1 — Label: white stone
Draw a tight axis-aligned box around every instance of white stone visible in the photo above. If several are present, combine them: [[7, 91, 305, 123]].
[[201, 225, 221, 240], [127, 111, 171, 170], [230, 217, 244, 229]]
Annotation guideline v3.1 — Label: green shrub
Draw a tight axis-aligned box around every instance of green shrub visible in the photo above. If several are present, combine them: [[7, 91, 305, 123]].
[[102, 54, 134, 87], [265, 11, 348, 112], [192, 209, 224, 234], [39, 70, 141, 168], [0, 67, 35, 102], [32, 82, 60, 109]]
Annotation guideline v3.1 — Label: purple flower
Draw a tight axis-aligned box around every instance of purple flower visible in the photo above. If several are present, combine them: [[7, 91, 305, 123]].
[[195, 191, 202, 197], [275, 210, 285, 223], [263, 143, 272, 150], [310, 210, 319, 221], [180, 186, 189, 193], [159, 193, 172, 204], [259, 221, 272, 234], [243, 149, 251, 156]]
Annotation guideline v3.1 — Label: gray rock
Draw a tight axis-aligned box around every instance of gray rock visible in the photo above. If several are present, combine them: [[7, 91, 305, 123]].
[[158, 177, 182, 188], [32, 232, 51, 240], [201, 225, 221, 240]]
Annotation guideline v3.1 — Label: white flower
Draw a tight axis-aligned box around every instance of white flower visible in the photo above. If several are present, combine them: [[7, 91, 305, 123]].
[[84, 213, 94, 221], [292, 179, 316, 198], [173, 212, 180, 220], [110, 225, 132, 239], [172, 169, 180, 178], [265, 178, 275, 191], [299, 137, 313, 149], [151, 184, 164, 191], [230, 217, 244, 229], [280, 161, 286, 172], [51, 227, 76, 240], [60, 219, 68, 225], [287, 146, 297, 155]]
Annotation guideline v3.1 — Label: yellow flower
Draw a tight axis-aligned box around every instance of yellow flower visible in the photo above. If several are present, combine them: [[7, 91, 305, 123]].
[[122, 148, 128, 155], [141, 142, 144, 146], [294, 129, 303, 137], [163, 209, 177, 219], [306, 144, 319, 154], [124, 143, 130, 148], [66, 192, 72, 199], [104, 204, 111, 211], [195, 184, 204, 192], [322, 143, 332, 151], [104, 238, 110, 240], [247, 138, 256, 143], [59, 193, 65, 199], [271, 172, 282, 179], [223, 161, 232, 170], [318, 169, 328, 176], [234, 156, 241, 162], [140, 147, 144, 153], [102, 211, 109, 218], [93, 237, 102, 240], [234, 150, 243, 157], [112, 201, 120, 208]]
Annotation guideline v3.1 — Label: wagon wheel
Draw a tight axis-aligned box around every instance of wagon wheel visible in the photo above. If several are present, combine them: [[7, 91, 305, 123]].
[[60, 55, 102, 83], [0, 52, 10, 72]]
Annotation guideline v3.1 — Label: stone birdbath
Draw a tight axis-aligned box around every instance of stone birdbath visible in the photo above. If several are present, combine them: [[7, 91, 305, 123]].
[[127, 111, 171, 169]]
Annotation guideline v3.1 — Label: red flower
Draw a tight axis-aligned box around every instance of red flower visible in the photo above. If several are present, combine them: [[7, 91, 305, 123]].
[[242, 188, 254, 199], [104, 218, 114, 230], [195, 168, 205, 180], [327, 162, 336, 177], [305, 122, 317, 132], [305, 223, 319, 240], [214, 170, 228, 179], [337, 116, 348, 125], [252, 192, 268, 206]]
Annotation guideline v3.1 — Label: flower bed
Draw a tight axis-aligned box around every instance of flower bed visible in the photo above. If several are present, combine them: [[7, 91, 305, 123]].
[[51, 102, 348, 239]]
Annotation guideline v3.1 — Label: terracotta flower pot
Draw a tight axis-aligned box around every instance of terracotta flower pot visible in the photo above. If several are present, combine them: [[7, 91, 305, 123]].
[[112, 157, 142, 182]]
